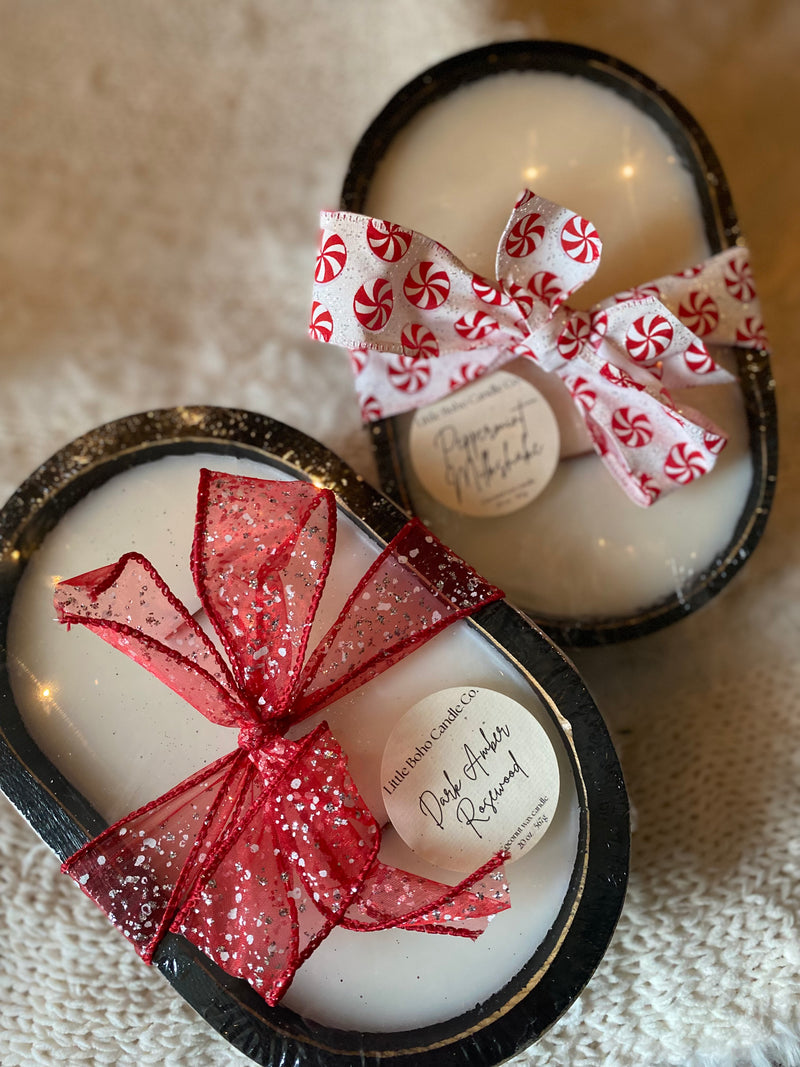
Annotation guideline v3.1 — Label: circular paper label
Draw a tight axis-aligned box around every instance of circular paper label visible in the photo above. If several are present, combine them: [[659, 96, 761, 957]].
[[381, 687, 560, 872], [408, 371, 560, 517]]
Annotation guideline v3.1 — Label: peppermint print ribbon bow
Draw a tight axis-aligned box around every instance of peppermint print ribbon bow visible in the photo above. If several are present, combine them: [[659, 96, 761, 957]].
[[55, 471, 508, 1006], [310, 191, 768, 507]]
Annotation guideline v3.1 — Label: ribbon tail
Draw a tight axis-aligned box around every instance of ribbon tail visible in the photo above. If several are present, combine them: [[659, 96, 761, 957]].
[[340, 853, 510, 939], [174, 725, 382, 1005], [623, 246, 770, 358], [172, 771, 304, 1005], [62, 749, 252, 962], [561, 366, 728, 507], [556, 298, 732, 506], [604, 297, 736, 391]]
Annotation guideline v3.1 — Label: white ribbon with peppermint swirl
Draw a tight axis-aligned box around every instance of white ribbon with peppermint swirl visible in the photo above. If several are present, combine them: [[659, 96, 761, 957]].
[[310, 192, 768, 506]]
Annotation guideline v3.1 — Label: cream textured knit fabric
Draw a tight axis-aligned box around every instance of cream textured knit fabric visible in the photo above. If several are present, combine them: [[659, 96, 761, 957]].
[[0, 3, 798, 1066]]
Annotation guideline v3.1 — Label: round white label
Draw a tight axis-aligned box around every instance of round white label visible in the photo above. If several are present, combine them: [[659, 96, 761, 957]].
[[380, 687, 560, 873], [408, 371, 560, 517]]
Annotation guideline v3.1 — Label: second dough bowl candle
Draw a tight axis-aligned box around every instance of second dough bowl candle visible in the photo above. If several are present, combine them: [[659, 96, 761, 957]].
[[0, 408, 628, 1066], [326, 41, 777, 646]]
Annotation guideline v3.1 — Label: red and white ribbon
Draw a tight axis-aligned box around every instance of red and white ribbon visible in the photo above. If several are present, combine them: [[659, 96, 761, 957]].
[[310, 192, 768, 507]]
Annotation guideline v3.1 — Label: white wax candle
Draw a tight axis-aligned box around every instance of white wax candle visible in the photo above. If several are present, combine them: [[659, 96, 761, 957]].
[[365, 70, 752, 619], [8, 452, 580, 1031]]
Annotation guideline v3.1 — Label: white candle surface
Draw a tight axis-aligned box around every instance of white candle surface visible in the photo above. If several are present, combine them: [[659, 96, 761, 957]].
[[365, 70, 752, 619], [8, 452, 581, 1031]]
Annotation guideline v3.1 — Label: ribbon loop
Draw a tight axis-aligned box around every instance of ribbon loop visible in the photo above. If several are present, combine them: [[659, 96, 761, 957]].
[[193, 472, 336, 715], [292, 517, 503, 722], [55, 551, 248, 728], [496, 191, 601, 311]]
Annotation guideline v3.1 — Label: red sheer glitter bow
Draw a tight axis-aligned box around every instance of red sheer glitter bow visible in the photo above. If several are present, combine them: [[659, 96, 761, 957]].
[[310, 191, 770, 506], [54, 471, 509, 1005]]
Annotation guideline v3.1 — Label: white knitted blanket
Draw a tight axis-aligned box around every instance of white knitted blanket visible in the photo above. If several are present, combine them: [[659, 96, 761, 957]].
[[1, 3, 798, 1066]]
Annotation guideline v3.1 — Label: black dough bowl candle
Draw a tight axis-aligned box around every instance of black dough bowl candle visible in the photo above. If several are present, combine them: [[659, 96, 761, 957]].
[[0, 408, 628, 1065], [341, 41, 777, 646]]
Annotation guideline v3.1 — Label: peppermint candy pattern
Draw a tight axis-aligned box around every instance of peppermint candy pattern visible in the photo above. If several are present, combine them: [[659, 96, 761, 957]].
[[587, 421, 609, 457], [349, 347, 368, 375], [663, 442, 709, 485], [636, 472, 662, 505], [650, 247, 764, 353], [315, 232, 347, 283], [311, 192, 769, 506], [588, 309, 609, 348], [600, 362, 644, 390], [528, 270, 566, 311], [625, 313, 674, 362], [360, 394, 383, 421], [404, 261, 450, 310], [309, 301, 333, 342], [614, 282, 661, 303], [401, 323, 439, 361], [472, 274, 511, 307], [387, 353, 432, 394], [448, 361, 488, 391], [510, 338, 539, 361], [561, 214, 601, 263], [678, 291, 719, 337], [454, 310, 499, 342], [737, 316, 768, 349], [507, 281, 535, 321], [704, 430, 726, 455], [566, 375, 597, 412], [611, 407, 654, 448], [505, 212, 545, 258], [683, 339, 716, 375], [367, 219, 413, 262], [723, 255, 756, 302], [354, 278, 394, 331], [557, 312, 592, 360]]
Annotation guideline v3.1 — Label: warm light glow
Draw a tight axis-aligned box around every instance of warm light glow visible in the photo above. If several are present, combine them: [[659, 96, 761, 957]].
[[38, 684, 58, 713], [620, 164, 635, 180], [523, 165, 540, 182], [177, 406, 204, 427]]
